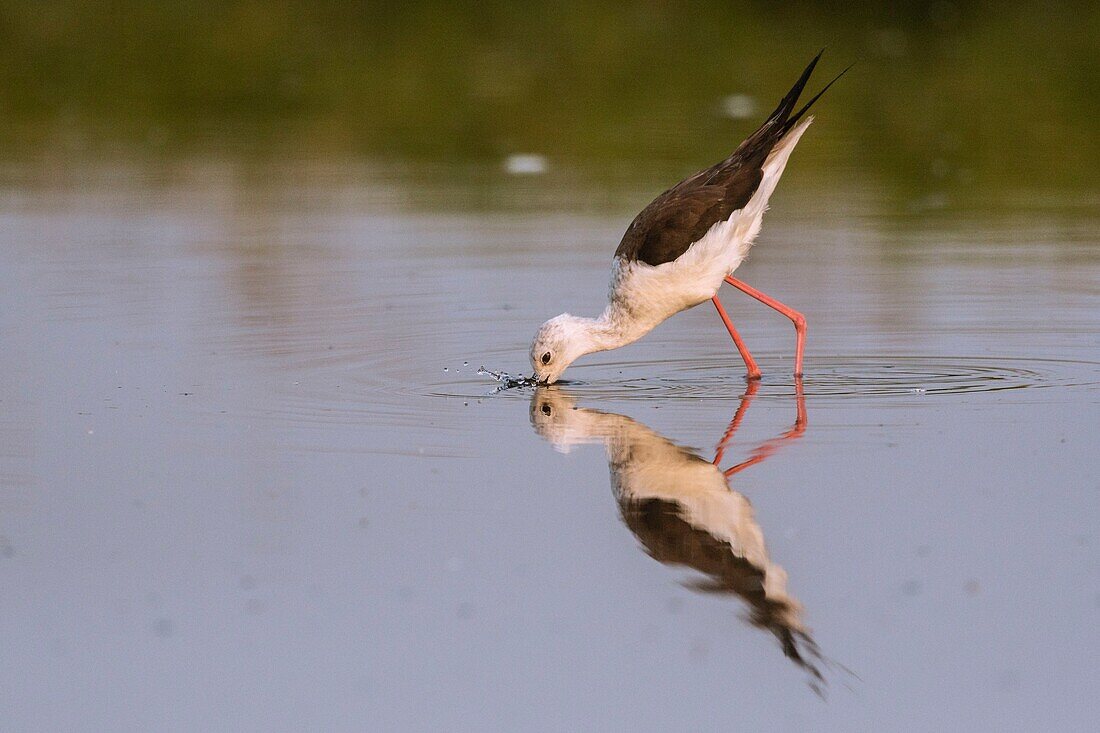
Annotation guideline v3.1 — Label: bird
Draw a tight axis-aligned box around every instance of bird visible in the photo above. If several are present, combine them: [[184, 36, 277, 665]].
[[529, 382, 823, 688], [529, 51, 848, 385]]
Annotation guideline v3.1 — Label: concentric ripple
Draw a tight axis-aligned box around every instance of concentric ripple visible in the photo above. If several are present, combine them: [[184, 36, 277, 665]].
[[430, 354, 1100, 403], [219, 349, 1100, 432]]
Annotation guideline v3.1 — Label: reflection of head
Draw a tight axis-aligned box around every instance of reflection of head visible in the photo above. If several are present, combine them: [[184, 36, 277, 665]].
[[529, 388, 586, 451], [529, 387, 824, 687]]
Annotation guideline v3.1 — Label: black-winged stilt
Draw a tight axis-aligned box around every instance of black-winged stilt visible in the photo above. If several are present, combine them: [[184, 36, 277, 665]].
[[530, 52, 848, 385]]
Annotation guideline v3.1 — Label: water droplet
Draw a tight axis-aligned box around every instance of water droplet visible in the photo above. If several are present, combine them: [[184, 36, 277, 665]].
[[478, 366, 537, 391]]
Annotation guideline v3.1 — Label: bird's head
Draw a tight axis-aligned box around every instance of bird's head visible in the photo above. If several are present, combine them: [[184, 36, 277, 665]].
[[529, 314, 589, 384]]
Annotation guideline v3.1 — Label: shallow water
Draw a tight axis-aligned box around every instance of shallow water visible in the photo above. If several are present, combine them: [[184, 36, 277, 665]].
[[1, 159, 1098, 731]]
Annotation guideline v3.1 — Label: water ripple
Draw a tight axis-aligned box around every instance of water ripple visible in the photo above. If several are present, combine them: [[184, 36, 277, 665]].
[[430, 355, 1100, 403]]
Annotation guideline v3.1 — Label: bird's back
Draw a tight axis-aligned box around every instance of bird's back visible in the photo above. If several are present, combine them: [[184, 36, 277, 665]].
[[614, 52, 846, 268]]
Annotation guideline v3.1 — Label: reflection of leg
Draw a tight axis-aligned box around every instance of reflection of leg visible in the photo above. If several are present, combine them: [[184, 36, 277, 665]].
[[711, 296, 762, 380], [724, 377, 807, 478], [713, 380, 760, 465], [724, 276, 806, 376], [793, 375, 807, 431]]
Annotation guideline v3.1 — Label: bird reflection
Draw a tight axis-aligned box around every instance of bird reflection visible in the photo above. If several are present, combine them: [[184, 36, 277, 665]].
[[530, 381, 824, 689]]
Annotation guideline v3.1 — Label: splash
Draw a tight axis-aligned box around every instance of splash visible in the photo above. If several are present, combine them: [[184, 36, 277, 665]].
[[478, 366, 539, 392]]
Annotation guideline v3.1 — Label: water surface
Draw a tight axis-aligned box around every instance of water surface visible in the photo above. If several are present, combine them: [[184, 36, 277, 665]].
[[1, 155, 1097, 730]]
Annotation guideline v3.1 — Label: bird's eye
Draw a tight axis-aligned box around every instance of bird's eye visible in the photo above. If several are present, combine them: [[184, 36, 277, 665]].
[[541, 352, 552, 365], [541, 404, 552, 416]]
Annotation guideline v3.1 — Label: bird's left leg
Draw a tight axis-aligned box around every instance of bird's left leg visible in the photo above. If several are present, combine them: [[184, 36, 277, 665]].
[[724, 276, 806, 376]]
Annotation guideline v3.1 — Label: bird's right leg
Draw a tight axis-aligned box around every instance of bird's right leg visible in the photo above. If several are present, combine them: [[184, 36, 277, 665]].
[[723, 276, 806, 377], [711, 296, 762, 380]]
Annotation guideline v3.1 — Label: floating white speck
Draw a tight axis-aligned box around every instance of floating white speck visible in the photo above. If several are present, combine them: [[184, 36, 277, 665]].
[[504, 154, 548, 175], [721, 94, 756, 120]]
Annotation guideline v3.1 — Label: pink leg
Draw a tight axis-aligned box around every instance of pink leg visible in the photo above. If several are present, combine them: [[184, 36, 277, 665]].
[[724, 276, 807, 377], [713, 381, 760, 465], [711, 296, 761, 380], [724, 377, 807, 477]]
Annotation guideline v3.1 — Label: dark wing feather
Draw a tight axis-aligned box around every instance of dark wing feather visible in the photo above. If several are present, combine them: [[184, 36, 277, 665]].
[[614, 156, 765, 267], [615, 51, 833, 267]]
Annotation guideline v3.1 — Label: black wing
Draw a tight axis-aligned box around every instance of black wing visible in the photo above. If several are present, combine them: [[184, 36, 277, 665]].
[[615, 51, 844, 267]]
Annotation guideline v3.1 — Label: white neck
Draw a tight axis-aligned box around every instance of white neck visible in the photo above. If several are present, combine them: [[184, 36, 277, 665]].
[[566, 303, 652, 358]]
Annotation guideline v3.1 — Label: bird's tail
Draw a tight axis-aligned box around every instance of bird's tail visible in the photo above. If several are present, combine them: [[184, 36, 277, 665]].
[[765, 50, 824, 128], [764, 50, 854, 136]]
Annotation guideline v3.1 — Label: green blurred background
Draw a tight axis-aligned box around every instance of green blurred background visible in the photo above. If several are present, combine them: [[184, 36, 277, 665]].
[[0, 1, 1096, 204]]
